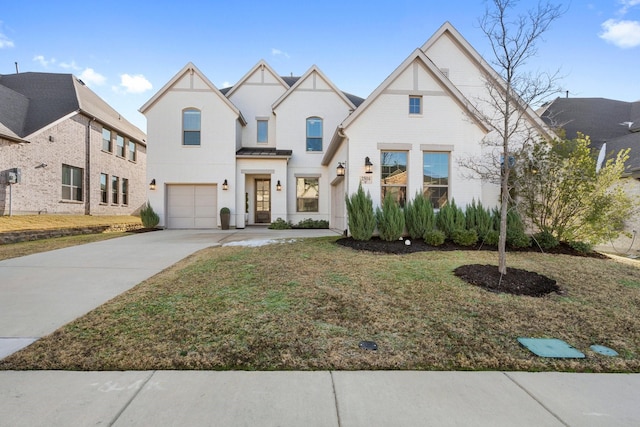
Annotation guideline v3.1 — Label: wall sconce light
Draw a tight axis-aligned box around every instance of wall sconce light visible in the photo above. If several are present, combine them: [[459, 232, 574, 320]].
[[276, 180, 282, 191], [222, 179, 229, 190], [336, 162, 345, 177], [364, 157, 373, 174], [149, 179, 156, 190]]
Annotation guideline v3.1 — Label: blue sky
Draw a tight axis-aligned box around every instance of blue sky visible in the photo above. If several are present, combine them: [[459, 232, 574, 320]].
[[1, 1, 639, 131]]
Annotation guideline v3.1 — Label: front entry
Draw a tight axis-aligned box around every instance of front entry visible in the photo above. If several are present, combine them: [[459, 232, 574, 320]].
[[255, 179, 271, 223]]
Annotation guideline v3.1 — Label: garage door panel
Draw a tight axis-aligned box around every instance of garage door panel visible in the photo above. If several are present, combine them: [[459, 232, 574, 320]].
[[167, 184, 217, 229]]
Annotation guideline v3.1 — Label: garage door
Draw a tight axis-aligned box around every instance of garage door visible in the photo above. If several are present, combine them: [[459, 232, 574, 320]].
[[167, 185, 217, 229]]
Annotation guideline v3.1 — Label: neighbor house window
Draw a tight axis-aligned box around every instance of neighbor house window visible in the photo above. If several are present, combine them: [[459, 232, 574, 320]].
[[381, 151, 408, 206], [128, 141, 136, 161], [102, 128, 112, 152], [257, 119, 268, 143], [62, 164, 83, 201], [423, 152, 450, 209], [122, 178, 129, 205], [409, 96, 422, 114], [306, 117, 322, 151], [296, 177, 319, 212], [100, 173, 108, 204], [183, 108, 201, 145], [116, 134, 125, 157], [112, 176, 119, 205]]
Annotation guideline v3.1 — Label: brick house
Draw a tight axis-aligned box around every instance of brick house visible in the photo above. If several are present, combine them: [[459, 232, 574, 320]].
[[0, 72, 146, 216]]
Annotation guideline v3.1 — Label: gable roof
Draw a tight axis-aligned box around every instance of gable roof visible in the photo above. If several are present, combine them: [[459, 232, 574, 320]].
[[225, 60, 289, 99], [420, 21, 554, 140], [0, 72, 145, 144], [139, 62, 246, 125], [271, 65, 357, 111]]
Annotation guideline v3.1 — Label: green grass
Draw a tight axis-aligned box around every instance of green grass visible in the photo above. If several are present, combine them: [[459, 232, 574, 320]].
[[2, 237, 639, 372]]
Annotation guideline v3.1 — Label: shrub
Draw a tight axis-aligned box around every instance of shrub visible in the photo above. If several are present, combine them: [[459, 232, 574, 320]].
[[404, 192, 435, 239], [466, 199, 493, 239], [140, 202, 160, 229], [376, 192, 405, 241], [345, 183, 376, 241], [569, 240, 593, 254], [268, 218, 292, 229], [220, 207, 230, 214], [506, 210, 531, 248], [483, 230, 500, 246], [452, 228, 478, 246], [532, 230, 559, 250], [294, 218, 329, 229], [436, 199, 465, 239], [424, 230, 446, 246]]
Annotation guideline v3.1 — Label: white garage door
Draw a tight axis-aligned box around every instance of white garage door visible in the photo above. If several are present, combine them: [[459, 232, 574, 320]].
[[167, 185, 217, 229]]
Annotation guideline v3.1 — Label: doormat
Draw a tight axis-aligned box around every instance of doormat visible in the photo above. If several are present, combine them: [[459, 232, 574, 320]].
[[517, 338, 585, 358]]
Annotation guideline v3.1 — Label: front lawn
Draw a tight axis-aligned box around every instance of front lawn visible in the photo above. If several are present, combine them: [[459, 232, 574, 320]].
[[2, 237, 639, 372]]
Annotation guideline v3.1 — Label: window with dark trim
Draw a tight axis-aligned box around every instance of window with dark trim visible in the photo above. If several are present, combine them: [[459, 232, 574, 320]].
[[306, 117, 322, 152], [112, 176, 119, 205], [183, 109, 201, 145], [100, 173, 108, 204], [62, 164, 83, 201], [122, 178, 129, 205], [409, 96, 422, 114], [423, 152, 450, 209], [381, 151, 407, 206], [296, 177, 319, 212]]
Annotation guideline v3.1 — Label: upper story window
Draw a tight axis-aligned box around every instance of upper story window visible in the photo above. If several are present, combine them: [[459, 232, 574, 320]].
[[102, 128, 112, 152], [183, 108, 201, 146], [62, 164, 83, 202], [116, 134, 125, 157], [306, 117, 323, 152], [128, 140, 136, 161], [423, 152, 450, 209], [257, 119, 268, 143], [409, 96, 422, 115], [381, 151, 408, 207]]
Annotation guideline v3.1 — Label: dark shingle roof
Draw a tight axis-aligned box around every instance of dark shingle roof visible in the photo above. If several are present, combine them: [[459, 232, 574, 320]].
[[540, 97, 640, 173], [236, 147, 292, 157], [0, 72, 145, 143]]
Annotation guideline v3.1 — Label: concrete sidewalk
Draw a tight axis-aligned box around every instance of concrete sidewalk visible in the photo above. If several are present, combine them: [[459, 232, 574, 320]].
[[2, 370, 639, 426], [1, 228, 639, 426]]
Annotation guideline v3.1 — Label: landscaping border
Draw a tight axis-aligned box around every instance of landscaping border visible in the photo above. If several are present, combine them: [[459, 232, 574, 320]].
[[0, 223, 143, 245]]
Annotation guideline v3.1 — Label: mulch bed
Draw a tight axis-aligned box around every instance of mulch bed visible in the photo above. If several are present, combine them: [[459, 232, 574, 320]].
[[336, 237, 604, 297]]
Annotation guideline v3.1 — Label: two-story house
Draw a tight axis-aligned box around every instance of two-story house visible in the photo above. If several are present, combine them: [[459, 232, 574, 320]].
[[141, 22, 549, 230], [0, 72, 146, 216]]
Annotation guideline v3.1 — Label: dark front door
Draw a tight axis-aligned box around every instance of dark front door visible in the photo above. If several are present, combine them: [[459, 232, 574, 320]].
[[255, 179, 271, 223]]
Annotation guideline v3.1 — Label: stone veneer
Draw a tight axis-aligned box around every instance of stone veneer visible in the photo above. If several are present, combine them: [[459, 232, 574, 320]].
[[0, 222, 143, 245]]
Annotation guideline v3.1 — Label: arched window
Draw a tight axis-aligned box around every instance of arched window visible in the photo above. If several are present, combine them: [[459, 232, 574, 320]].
[[306, 117, 322, 152], [183, 108, 201, 146]]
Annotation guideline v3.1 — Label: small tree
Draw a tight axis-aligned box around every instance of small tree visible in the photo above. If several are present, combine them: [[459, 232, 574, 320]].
[[405, 192, 435, 239], [517, 134, 636, 244], [140, 201, 160, 228], [376, 191, 405, 241], [345, 183, 376, 241]]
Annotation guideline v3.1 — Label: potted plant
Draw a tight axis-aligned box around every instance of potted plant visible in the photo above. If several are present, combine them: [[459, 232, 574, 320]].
[[220, 207, 231, 230]]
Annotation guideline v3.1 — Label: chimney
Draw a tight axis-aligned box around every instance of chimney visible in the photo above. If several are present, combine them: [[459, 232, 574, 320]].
[[566, 90, 569, 98], [15, 62, 19, 74]]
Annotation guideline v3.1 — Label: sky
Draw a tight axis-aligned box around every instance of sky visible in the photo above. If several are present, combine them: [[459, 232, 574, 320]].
[[1, 0, 639, 132]]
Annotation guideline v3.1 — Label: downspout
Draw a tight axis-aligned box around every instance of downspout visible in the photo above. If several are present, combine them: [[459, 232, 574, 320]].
[[85, 116, 95, 215]]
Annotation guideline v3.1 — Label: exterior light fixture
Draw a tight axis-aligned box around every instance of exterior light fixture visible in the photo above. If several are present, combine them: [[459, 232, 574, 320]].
[[222, 179, 228, 190], [149, 179, 156, 190], [336, 162, 345, 177], [364, 156, 373, 174], [276, 180, 282, 191]]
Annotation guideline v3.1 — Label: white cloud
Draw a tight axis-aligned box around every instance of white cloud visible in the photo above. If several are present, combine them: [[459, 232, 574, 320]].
[[271, 48, 290, 58], [600, 19, 640, 48], [619, 0, 640, 15], [79, 68, 107, 86], [0, 22, 14, 49], [59, 60, 80, 70], [33, 55, 55, 68], [221, 81, 231, 88], [118, 74, 152, 94]]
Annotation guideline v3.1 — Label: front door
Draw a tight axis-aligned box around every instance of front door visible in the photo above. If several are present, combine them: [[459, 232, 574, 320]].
[[255, 179, 271, 223]]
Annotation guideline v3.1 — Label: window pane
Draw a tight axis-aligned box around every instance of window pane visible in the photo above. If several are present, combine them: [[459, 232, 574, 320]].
[[296, 177, 319, 212], [381, 152, 407, 184], [122, 178, 128, 205], [128, 141, 136, 161], [100, 174, 108, 203], [257, 120, 268, 143], [424, 186, 448, 209], [72, 167, 82, 185], [102, 128, 111, 151], [62, 186, 71, 200], [306, 138, 322, 152], [409, 96, 421, 114], [183, 110, 201, 130], [112, 176, 119, 204], [184, 131, 201, 145], [116, 135, 125, 156], [423, 153, 449, 186], [306, 118, 322, 151], [381, 186, 407, 206], [62, 165, 71, 185]]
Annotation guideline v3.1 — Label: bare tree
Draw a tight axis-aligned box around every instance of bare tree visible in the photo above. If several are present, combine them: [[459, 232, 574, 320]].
[[465, 0, 564, 275]]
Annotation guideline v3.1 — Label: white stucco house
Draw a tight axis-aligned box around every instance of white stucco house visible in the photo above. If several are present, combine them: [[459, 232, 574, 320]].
[[140, 22, 549, 231]]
